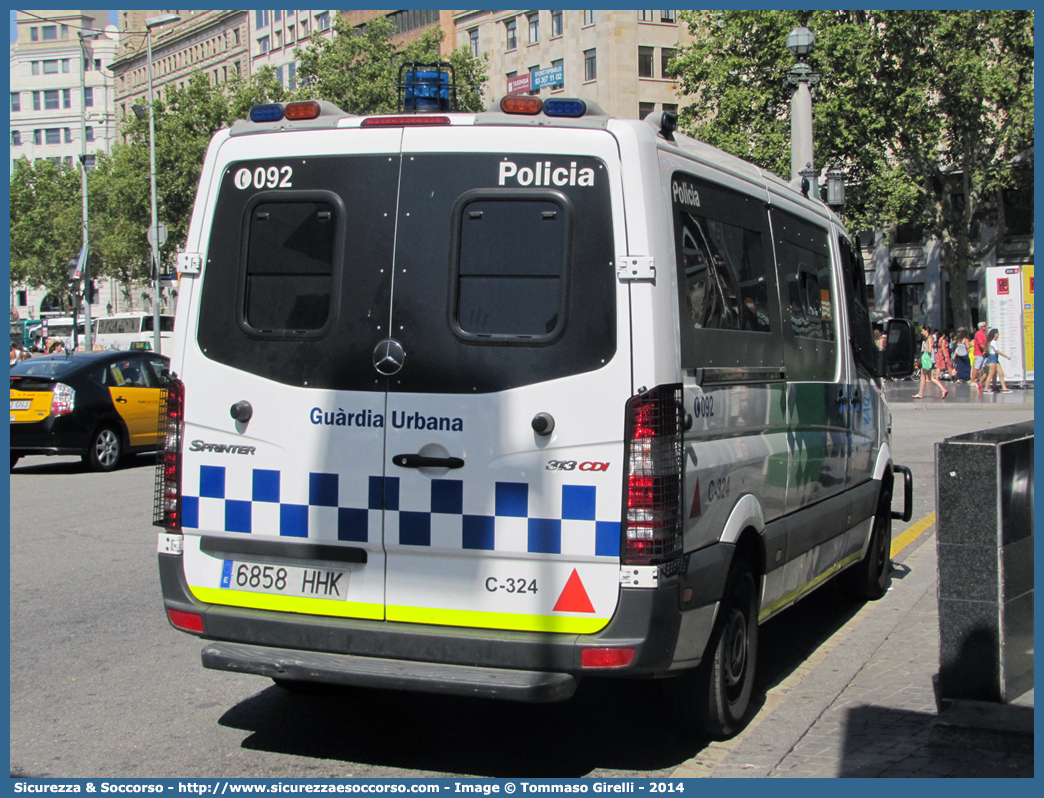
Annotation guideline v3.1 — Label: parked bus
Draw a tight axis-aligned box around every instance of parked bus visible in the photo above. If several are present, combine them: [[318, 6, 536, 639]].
[[93, 313, 175, 349]]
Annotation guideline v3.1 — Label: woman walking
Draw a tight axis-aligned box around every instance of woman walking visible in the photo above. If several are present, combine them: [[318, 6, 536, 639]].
[[982, 329, 1013, 393], [953, 328, 972, 382], [914, 326, 948, 399]]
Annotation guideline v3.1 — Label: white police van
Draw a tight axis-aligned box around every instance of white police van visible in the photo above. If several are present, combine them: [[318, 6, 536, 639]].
[[156, 90, 914, 738]]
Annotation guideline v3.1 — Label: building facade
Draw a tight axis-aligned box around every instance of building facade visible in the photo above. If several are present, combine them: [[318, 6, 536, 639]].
[[248, 10, 335, 92], [9, 10, 119, 176], [109, 10, 251, 131], [455, 9, 692, 119]]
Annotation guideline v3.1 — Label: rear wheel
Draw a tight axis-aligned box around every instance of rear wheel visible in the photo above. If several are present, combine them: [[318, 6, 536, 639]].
[[841, 486, 892, 601], [667, 558, 759, 739], [85, 425, 122, 472]]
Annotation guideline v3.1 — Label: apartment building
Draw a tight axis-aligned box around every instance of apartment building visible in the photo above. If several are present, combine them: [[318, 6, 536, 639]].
[[9, 10, 119, 176], [455, 9, 692, 119], [108, 11, 250, 131], [249, 10, 335, 92]]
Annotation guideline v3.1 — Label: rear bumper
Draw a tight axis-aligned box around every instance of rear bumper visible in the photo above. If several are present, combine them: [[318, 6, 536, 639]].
[[202, 641, 577, 702], [10, 417, 90, 456], [159, 542, 727, 699]]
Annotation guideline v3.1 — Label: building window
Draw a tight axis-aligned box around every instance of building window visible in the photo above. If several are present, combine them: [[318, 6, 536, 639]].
[[30, 27, 38, 42], [43, 59, 59, 74], [638, 11, 654, 22], [34, 129, 42, 146], [661, 11, 677, 23], [551, 10, 563, 37], [529, 65, 540, 96], [288, 61, 296, 90], [276, 66, 284, 86], [662, 103, 678, 116], [63, 89, 71, 109], [10, 92, 20, 113], [639, 102, 655, 119], [638, 47, 654, 78], [275, 10, 282, 22], [551, 59, 564, 91], [661, 48, 677, 77], [255, 10, 268, 28], [11, 130, 21, 146], [234, 28, 240, 46], [317, 12, 330, 31], [84, 87, 94, 108], [86, 126, 94, 142], [287, 24, 295, 43], [469, 29, 479, 58], [31, 62, 41, 76], [63, 128, 71, 143], [583, 11, 596, 26], [32, 92, 41, 111], [528, 14, 539, 44], [259, 36, 270, 54], [584, 49, 597, 81], [44, 90, 60, 110], [45, 128, 61, 145], [300, 19, 309, 38], [62, 59, 71, 73], [42, 25, 57, 41], [505, 19, 517, 51]]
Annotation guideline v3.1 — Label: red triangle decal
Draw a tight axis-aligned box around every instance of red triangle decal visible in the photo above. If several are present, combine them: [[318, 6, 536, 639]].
[[689, 478, 702, 518], [553, 568, 596, 613]]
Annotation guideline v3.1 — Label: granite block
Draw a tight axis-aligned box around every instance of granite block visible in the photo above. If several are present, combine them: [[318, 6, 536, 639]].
[[938, 598, 1000, 702], [1002, 589, 1034, 700], [936, 542, 998, 602]]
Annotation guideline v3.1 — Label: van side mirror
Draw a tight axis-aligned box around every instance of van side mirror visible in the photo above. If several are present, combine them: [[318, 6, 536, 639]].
[[877, 318, 915, 379]]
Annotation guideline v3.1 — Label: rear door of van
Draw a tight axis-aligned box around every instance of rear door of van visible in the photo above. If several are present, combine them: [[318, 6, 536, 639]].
[[179, 123, 629, 635]]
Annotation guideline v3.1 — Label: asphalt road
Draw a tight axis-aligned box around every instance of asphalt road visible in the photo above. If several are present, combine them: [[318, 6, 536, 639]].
[[9, 396, 1032, 779]]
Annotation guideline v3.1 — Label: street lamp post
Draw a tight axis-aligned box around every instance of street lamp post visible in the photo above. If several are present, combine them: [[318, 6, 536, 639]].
[[78, 28, 104, 351], [144, 13, 180, 353], [787, 27, 819, 189]]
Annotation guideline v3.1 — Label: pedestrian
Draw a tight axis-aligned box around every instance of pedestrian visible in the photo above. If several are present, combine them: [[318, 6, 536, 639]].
[[934, 329, 954, 381], [913, 326, 948, 399], [982, 329, 1013, 393], [970, 321, 988, 385], [10, 342, 21, 367], [953, 328, 971, 382]]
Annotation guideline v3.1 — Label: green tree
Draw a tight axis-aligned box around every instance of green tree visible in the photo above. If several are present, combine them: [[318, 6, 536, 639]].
[[669, 10, 1034, 329], [9, 157, 84, 302], [294, 15, 488, 113]]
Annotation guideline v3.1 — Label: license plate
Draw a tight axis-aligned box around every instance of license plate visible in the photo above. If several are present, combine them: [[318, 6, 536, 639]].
[[10, 400, 30, 410], [220, 560, 350, 600]]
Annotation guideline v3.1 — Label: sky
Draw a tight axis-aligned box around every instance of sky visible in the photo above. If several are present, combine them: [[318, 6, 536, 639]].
[[10, 10, 118, 42]]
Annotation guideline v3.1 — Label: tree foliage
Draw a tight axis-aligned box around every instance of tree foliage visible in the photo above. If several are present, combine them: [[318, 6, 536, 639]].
[[294, 15, 488, 114], [670, 10, 1034, 329], [11, 16, 488, 298]]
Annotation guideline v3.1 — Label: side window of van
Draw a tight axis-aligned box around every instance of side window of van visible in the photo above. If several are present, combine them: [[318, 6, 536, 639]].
[[97, 318, 116, 335], [671, 172, 781, 373], [839, 235, 877, 377], [451, 193, 569, 341], [242, 197, 340, 334], [774, 212, 834, 342]]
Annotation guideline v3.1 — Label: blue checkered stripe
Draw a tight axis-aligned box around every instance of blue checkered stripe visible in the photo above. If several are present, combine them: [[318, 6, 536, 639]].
[[181, 466, 621, 557]]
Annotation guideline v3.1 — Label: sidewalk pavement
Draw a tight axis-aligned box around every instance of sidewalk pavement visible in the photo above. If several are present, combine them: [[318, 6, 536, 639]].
[[672, 529, 1034, 778], [881, 377, 1033, 406]]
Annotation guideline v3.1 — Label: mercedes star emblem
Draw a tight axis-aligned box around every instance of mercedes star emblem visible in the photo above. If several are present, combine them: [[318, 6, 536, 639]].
[[373, 338, 405, 376]]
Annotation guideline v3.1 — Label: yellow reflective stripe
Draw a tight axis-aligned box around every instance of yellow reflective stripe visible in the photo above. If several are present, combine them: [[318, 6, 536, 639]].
[[189, 585, 384, 620], [388, 604, 609, 634], [758, 551, 862, 621]]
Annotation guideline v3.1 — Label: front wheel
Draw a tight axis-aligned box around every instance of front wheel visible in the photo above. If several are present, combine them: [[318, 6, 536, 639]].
[[666, 559, 759, 739], [84, 425, 122, 472]]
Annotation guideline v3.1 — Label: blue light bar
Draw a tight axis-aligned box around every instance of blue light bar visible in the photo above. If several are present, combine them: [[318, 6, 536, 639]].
[[250, 104, 285, 123], [543, 99, 587, 118]]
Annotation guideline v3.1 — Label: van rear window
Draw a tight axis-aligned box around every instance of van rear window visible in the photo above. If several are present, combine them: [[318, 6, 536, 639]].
[[242, 198, 338, 333], [454, 194, 569, 340]]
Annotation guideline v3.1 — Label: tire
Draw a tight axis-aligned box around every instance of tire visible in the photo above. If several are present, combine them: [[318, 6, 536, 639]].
[[841, 487, 892, 601], [667, 559, 759, 739], [84, 425, 122, 472]]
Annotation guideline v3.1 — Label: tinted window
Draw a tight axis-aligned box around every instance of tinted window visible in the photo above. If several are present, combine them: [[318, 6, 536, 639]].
[[454, 195, 569, 340], [671, 172, 781, 373], [775, 212, 834, 342], [141, 315, 175, 333], [243, 199, 337, 333], [10, 358, 77, 378]]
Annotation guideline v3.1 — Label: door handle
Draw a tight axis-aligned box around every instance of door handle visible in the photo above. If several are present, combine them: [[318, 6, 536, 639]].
[[393, 454, 464, 469], [114, 395, 127, 404], [836, 389, 848, 405]]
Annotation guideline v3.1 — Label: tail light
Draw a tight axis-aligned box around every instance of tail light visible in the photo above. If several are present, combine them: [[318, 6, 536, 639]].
[[153, 376, 185, 531], [622, 385, 685, 565], [50, 382, 75, 416]]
